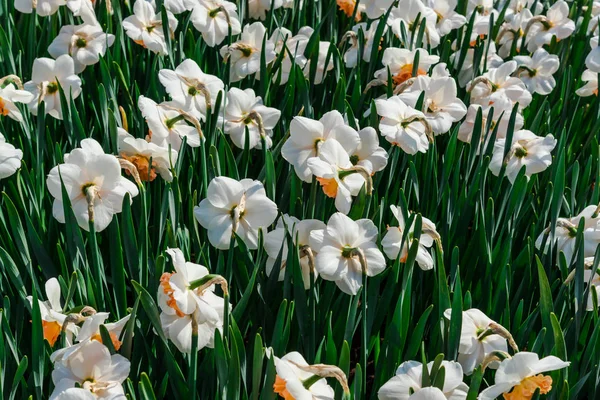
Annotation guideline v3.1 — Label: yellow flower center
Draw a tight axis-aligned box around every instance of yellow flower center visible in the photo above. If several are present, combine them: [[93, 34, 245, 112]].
[[316, 177, 338, 198], [273, 375, 295, 399], [503, 374, 553, 400], [42, 320, 62, 347]]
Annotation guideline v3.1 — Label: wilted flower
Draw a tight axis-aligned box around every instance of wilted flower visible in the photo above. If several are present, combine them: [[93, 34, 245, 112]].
[[50, 340, 130, 399], [24, 55, 82, 120], [264, 215, 326, 289], [378, 360, 469, 400], [381, 205, 439, 271], [194, 177, 278, 249], [281, 111, 359, 182], [514, 48, 560, 95], [159, 59, 224, 121], [190, 0, 242, 47], [0, 79, 34, 122], [0, 132, 23, 179], [489, 129, 557, 183], [479, 352, 569, 400], [222, 87, 281, 150], [48, 23, 115, 73], [46, 138, 139, 232], [309, 212, 386, 295], [123, 0, 178, 55], [273, 352, 337, 399]]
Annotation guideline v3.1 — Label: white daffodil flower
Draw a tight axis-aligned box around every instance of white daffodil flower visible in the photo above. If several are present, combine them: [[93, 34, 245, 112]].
[[27, 278, 79, 347], [536, 205, 600, 265], [158, 248, 227, 353], [123, 0, 178, 55], [497, 9, 533, 58], [576, 69, 598, 97], [66, 0, 97, 24], [305, 41, 335, 84], [478, 352, 569, 400], [46, 138, 139, 232], [375, 47, 439, 86], [138, 95, 200, 151], [270, 27, 312, 84], [526, 1, 575, 52], [15, 0, 65, 16], [378, 360, 469, 400], [443, 308, 509, 375], [0, 132, 24, 179], [48, 23, 115, 73], [452, 41, 503, 88], [194, 176, 278, 250], [425, 0, 466, 36], [273, 352, 335, 399], [343, 23, 386, 68], [375, 95, 431, 155], [347, 126, 389, 175], [248, 0, 283, 20], [0, 81, 34, 122], [190, 0, 242, 47], [469, 61, 532, 111], [514, 48, 560, 95], [381, 205, 439, 271], [50, 340, 130, 400], [281, 110, 359, 182], [24, 55, 82, 120], [309, 212, 386, 295], [117, 129, 177, 182], [307, 139, 367, 214], [489, 129, 557, 183], [264, 214, 326, 289], [400, 75, 467, 135], [159, 59, 224, 121], [388, 0, 440, 48], [222, 87, 281, 150], [220, 22, 276, 82], [361, 0, 395, 19]]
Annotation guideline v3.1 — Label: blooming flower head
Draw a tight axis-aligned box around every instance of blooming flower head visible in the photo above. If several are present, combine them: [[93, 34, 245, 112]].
[[0, 132, 24, 179], [159, 248, 227, 353], [24, 55, 82, 120], [425, 0, 466, 36], [48, 23, 115, 73], [123, 0, 178, 55], [0, 79, 34, 122], [347, 126, 389, 175], [443, 308, 509, 375], [375, 95, 431, 155], [118, 129, 177, 182], [222, 87, 281, 150], [576, 69, 598, 97], [138, 96, 200, 151], [273, 352, 335, 399], [264, 214, 326, 289], [159, 59, 224, 121], [309, 212, 386, 295], [220, 22, 276, 82], [479, 352, 569, 400], [27, 278, 79, 347], [194, 176, 278, 250], [72, 312, 130, 351], [388, 0, 440, 48], [514, 48, 560, 95], [281, 110, 359, 182], [14, 0, 65, 16], [381, 205, 439, 271], [526, 0, 575, 52], [378, 360, 469, 399], [489, 129, 557, 183], [496, 9, 533, 58], [469, 61, 532, 111], [46, 138, 139, 232], [190, 0, 242, 47], [535, 205, 600, 265], [375, 47, 440, 86], [270, 27, 312, 84], [50, 340, 130, 399]]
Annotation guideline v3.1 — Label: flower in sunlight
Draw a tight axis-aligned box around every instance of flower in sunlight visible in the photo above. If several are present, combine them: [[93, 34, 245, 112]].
[[0, 78, 35, 122], [190, 0, 242, 47], [118, 129, 177, 182], [123, 0, 178, 55], [0, 132, 24, 180], [273, 352, 336, 400]]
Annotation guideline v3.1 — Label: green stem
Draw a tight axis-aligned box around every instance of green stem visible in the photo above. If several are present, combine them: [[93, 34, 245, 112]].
[[165, 114, 185, 129], [361, 272, 367, 398], [302, 374, 322, 389], [189, 319, 198, 399]]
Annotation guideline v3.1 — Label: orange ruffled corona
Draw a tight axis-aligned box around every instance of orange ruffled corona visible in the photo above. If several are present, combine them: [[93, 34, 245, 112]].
[[273, 375, 294, 400], [121, 153, 158, 182], [503, 375, 552, 400], [91, 331, 123, 351], [393, 64, 427, 85], [160, 273, 186, 317], [0, 98, 9, 116], [42, 320, 62, 347], [337, 0, 361, 21], [316, 177, 338, 198]]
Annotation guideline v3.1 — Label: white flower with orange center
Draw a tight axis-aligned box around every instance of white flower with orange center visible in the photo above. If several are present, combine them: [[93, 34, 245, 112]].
[[336, 0, 365, 21], [194, 176, 278, 250], [190, 0, 242, 47], [375, 47, 439, 86], [118, 129, 177, 182], [479, 352, 569, 400], [27, 278, 79, 347], [381, 205, 439, 271], [0, 132, 24, 180], [0, 79, 34, 122], [49, 340, 130, 399], [309, 212, 386, 295], [123, 0, 178, 55]]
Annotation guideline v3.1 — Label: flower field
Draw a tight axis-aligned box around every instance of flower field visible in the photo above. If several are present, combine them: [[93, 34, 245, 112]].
[[1, 0, 600, 398]]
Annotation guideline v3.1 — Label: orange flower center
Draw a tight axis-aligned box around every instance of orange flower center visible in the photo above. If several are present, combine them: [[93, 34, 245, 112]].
[[0, 97, 9, 116], [121, 153, 158, 182], [392, 64, 426, 85], [91, 331, 123, 351], [42, 320, 62, 347], [337, 0, 361, 21], [273, 375, 295, 400], [160, 273, 186, 317], [316, 177, 338, 198], [503, 375, 553, 400]]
